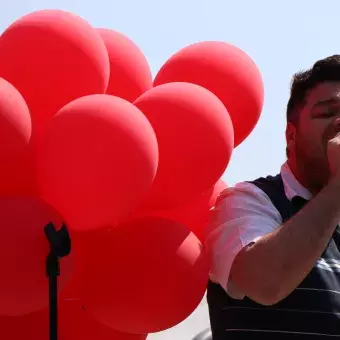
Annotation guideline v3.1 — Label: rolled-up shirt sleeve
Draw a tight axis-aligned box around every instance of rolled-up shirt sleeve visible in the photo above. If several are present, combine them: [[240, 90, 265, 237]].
[[205, 182, 283, 298]]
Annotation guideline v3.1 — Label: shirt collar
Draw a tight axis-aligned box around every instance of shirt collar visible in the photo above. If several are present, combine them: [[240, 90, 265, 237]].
[[281, 162, 313, 201]]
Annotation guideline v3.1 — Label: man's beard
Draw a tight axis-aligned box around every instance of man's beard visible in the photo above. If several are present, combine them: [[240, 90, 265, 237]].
[[295, 140, 330, 194]]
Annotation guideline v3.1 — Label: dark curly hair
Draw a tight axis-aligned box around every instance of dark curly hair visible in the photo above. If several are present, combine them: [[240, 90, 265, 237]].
[[287, 55, 340, 124]]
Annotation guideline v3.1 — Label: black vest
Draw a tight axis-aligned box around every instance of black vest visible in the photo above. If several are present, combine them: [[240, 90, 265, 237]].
[[207, 174, 340, 339]]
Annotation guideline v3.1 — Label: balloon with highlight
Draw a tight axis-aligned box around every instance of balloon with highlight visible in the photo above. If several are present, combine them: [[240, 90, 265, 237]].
[[154, 41, 264, 147]]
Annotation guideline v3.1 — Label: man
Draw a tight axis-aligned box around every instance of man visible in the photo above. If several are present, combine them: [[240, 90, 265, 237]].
[[205, 55, 340, 339]]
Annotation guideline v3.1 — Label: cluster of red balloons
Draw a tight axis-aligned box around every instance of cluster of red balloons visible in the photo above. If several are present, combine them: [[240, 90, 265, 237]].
[[0, 8, 264, 339]]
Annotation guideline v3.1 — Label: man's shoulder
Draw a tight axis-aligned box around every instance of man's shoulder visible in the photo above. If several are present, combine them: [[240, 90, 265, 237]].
[[215, 174, 281, 208], [247, 174, 284, 194], [207, 175, 284, 243], [248, 174, 282, 184], [216, 173, 292, 224]]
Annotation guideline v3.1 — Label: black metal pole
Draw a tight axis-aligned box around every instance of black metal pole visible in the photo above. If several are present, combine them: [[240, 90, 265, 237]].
[[47, 253, 59, 340], [192, 328, 212, 340], [45, 223, 71, 340]]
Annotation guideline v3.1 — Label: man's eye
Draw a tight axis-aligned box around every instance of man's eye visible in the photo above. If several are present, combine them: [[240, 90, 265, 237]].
[[318, 110, 337, 117]]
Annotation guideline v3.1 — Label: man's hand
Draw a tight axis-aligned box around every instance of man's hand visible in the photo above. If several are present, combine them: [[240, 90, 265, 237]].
[[328, 132, 340, 179]]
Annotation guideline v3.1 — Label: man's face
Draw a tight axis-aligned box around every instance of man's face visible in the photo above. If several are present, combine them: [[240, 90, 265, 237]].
[[287, 82, 340, 192]]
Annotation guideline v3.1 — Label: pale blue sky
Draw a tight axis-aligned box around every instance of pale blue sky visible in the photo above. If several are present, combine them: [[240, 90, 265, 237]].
[[2, 1, 339, 338], [2, 0, 339, 186]]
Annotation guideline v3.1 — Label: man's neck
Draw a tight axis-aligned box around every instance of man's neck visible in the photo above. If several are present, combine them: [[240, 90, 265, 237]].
[[287, 158, 322, 196]]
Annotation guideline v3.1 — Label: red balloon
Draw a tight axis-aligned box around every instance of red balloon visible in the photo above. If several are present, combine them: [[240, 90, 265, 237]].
[[0, 77, 36, 194], [37, 94, 158, 231], [134, 82, 233, 209], [0, 196, 73, 316], [0, 10, 110, 136], [134, 179, 227, 243], [0, 310, 47, 339], [0, 300, 147, 340], [60, 300, 148, 340], [153, 41, 264, 147], [79, 217, 209, 334], [98, 28, 153, 102]]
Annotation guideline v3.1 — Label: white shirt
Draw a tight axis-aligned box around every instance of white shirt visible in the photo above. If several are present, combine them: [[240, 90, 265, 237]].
[[205, 162, 312, 298]]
